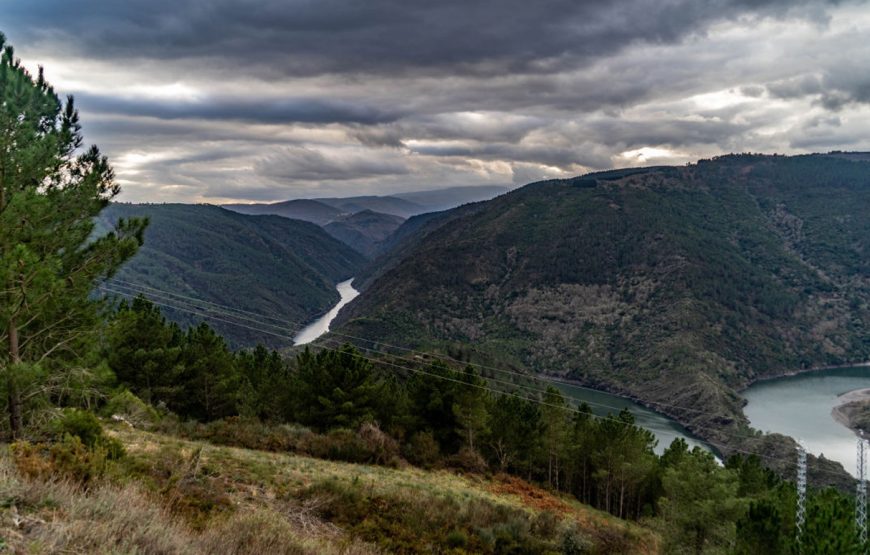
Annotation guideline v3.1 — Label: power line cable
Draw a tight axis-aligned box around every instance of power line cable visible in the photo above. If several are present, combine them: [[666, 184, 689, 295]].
[[98, 283, 860, 481]]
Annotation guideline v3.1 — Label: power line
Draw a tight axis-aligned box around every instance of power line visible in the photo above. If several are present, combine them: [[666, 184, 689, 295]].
[[103, 279, 814, 453], [108, 277, 337, 326], [97, 282, 861, 481], [101, 282, 761, 440], [105, 277, 741, 421], [99, 281, 861, 477]]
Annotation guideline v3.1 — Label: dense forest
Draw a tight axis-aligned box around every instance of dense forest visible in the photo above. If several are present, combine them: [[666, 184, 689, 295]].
[[337, 153, 870, 473]]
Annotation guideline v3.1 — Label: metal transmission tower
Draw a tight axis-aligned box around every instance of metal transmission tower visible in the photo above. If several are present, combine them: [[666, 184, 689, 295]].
[[858, 433, 868, 545], [796, 442, 807, 548]]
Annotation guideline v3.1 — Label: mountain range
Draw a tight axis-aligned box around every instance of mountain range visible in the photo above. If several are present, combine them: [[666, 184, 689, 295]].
[[223, 185, 510, 257], [336, 153, 870, 472]]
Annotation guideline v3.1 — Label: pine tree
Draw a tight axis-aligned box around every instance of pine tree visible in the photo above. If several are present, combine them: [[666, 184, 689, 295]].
[[0, 34, 146, 438], [293, 344, 383, 430]]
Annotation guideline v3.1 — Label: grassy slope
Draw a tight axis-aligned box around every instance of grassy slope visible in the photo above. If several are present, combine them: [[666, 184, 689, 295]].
[[98, 204, 366, 347], [337, 154, 870, 477], [0, 425, 658, 554]]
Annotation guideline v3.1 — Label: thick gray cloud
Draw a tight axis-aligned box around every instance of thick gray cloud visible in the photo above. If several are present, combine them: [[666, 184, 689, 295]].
[[3, 0, 840, 77], [1, 0, 868, 202], [74, 93, 403, 124]]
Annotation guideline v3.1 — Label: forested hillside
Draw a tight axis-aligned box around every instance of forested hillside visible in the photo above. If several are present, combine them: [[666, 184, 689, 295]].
[[338, 154, 870, 457], [98, 204, 366, 346], [323, 210, 406, 257]]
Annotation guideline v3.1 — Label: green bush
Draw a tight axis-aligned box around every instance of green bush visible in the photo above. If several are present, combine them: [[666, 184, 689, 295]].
[[404, 431, 440, 468], [50, 409, 125, 459], [103, 390, 161, 429]]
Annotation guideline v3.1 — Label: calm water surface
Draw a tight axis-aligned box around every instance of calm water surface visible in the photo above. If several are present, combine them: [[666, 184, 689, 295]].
[[293, 278, 359, 346], [743, 366, 870, 477], [552, 381, 713, 455]]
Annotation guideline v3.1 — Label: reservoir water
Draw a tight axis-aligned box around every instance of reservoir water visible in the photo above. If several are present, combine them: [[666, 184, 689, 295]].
[[294, 278, 711, 456], [293, 278, 359, 346], [552, 381, 713, 456], [743, 365, 870, 477]]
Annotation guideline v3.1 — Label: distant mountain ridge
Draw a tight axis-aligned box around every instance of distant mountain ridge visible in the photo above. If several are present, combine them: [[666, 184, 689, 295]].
[[323, 210, 407, 257], [222, 185, 510, 257], [335, 153, 870, 468], [392, 185, 510, 212], [314, 196, 425, 219], [221, 198, 342, 226], [99, 203, 366, 346]]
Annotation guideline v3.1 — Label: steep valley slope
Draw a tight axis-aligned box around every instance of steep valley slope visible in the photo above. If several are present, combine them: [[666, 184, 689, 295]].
[[337, 154, 870, 471], [99, 204, 366, 347]]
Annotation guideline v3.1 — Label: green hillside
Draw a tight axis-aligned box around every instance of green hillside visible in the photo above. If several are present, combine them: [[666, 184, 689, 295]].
[[323, 209, 406, 257], [337, 153, 870, 458], [98, 204, 366, 346]]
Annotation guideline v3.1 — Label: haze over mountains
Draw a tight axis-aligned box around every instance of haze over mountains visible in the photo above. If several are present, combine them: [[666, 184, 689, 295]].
[[223, 184, 510, 257]]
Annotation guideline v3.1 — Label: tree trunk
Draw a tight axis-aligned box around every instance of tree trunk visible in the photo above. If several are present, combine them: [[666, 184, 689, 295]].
[[7, 320, 23, 439]]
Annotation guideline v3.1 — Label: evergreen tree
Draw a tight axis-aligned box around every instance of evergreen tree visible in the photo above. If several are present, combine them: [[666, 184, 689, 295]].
[[104, 296, 183, 404], [407, 361, 464, 453], [293, 344, 382, 430], [658, 447, 745, 554], [540, 387, 569, 490], [175, 323, 240, 421], [488, 394, 542, 474], [235, 343, 290, 421], [451, 366, 489, 451], [0, 35, 146, 438]]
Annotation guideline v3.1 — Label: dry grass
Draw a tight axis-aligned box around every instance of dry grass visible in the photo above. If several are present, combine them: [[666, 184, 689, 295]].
[[0, 454, 377, 554], [1, 424, 659, 554]]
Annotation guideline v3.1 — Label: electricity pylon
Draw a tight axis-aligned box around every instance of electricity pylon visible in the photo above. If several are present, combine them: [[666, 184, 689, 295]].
[[796, 441, 807, 548], [858, 433, 867, 545]]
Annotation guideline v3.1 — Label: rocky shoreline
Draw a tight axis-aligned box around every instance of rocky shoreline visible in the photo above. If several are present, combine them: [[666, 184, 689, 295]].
[[831, 388, 870, 436]]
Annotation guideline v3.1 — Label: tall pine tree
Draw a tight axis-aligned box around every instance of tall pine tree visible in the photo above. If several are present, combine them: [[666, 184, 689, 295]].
[[0, 34, 145, 438]]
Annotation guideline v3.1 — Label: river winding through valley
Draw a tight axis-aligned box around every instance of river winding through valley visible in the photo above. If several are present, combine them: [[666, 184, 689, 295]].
[[293, 278, 359, 346], [294, 282, 870, 471], [293, 280, 712, 455]]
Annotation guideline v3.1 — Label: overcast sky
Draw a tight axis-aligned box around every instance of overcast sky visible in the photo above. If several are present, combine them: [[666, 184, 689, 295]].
[[3, 0, 870, 203]]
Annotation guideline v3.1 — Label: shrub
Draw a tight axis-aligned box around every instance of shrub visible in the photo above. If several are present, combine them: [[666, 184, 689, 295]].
[[357, 422, 402, 466], [49, 409, 125, 459], [447, 446, 488, 474], [404, 431, 441, 468], [561, 527, 594, 554], [50, 409, 103, 447], [103, 389, 161, 429], [446, 529, 468, 548], [11, 435, 114, 485], [298, 425, 402, 467], [199, 508, 313, 554]]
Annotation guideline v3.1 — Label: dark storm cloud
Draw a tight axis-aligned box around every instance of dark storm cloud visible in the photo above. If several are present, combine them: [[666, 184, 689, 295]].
[[2, 0, 867, 203], [4, 0, 842, 78], [74, 92, 402, 125], [254, 146, 410, 182]]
